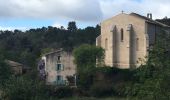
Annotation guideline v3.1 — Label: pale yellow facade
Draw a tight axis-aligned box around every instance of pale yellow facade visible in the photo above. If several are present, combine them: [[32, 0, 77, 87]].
[[42, 50, 76, 86], [96, 13, 169, 69]]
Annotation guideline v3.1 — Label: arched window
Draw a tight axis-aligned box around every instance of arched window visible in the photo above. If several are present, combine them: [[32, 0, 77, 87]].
[[105, 38, 108, 50], [121, 28, 124, 42]]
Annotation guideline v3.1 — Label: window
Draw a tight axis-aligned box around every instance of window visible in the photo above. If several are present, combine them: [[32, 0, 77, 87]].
[[56, 64, 64, 71], [56, 75, 63, 81], [56, 75, 65, 85], [121, 28, 124, 42], [105, 38, 108, 50], [57, 56, 61, 61], [136, 38, 139, 51]]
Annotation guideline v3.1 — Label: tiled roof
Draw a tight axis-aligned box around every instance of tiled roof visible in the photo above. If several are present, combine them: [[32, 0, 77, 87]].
[[130, 13, 170, 28]]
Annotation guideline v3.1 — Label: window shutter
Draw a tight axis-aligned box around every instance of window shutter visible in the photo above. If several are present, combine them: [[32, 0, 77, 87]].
[[61, 64, 64, 71], [56, 64, 58, 71]]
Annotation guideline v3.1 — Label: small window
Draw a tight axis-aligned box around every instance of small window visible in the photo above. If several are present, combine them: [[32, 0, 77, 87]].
[[105, 38, 108, 50], [56, 64, 64, 71], [121, 28, 124, 42], [136, 38, 139, 51], [57, 56, 61, 61]]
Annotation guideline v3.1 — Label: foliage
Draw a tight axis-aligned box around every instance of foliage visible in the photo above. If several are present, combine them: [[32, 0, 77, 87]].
[[73, 44, 104, 70], [90, 81, 114, 97], [156, 17, 170, 26], [93, 67, 134, 97], [130, 30, 170, 100], [73, 44, 104, 89], [0, 23, 100, 68], [67, 21, 77, 32], [49, 87, 73, 98], [0, 50, 12, 87], [1, 76, 48, 100], [0, 22, 101, 99]]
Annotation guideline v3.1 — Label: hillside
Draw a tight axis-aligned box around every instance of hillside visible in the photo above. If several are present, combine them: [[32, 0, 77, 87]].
[[0, 22, 100, 68]]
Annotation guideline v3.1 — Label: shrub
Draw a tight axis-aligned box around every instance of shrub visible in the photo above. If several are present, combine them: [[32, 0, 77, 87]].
[[90, 82, 114, 97], [1, 76, 48, 100], [51, 87, 73, 98]]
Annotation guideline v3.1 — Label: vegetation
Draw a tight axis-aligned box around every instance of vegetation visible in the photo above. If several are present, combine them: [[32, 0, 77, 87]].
[[72, 29, 170, 99], [0, 56, 11, 87], [73, 44, 104, 90], [0, 18, 170, 99], [1, 76, 48, 100], [131, 30, 170, 100], [156, 17, 170, 26], [0, 22, 100, 99], [0, 22, 100, 68]]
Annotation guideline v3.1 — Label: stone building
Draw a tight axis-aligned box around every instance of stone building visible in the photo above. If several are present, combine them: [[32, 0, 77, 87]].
[[5, 60, 30, 75], [39, 49, 76, 86], [96, 12, 170, 69]]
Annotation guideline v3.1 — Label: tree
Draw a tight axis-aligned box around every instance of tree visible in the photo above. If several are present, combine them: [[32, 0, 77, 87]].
[[132, 30, 170, 100], [0, 50, 11, 87], [73, 44, 104, 70], [67, 21, 77, 32], [0, 60, 11, 87], [73, 44, 104, 89]]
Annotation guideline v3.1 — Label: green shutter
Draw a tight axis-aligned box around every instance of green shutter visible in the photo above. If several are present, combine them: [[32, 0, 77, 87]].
[[61, 64, 64, 70]]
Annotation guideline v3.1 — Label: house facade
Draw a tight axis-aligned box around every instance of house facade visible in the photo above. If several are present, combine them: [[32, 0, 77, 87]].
[[39, 49, 76, 86], [96, 12, 170, 69]]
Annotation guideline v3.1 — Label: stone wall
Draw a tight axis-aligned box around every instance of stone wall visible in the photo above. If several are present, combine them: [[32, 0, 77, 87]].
[[98, 13, 148, 68], [43, 51, 76, 85]]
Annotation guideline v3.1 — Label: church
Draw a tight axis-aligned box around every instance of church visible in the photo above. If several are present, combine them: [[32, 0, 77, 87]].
[[96, 12, 170, 69]]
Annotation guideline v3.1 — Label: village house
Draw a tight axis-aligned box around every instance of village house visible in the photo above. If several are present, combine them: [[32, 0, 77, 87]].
[[96, 12, 170, 69], [38, 49, 76, 86], [5, 60, 30, 75]]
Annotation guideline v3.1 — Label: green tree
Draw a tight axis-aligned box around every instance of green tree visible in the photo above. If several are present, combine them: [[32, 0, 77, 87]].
[[73, 44, 104, 71], [133, 30, 170, 100], [67, 21, 77, 32], [0, 50, 11, 87], [73, 44, 104, 89]]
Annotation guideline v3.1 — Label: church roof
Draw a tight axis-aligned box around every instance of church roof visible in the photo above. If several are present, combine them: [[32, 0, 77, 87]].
[[130, 13, 170, 28]]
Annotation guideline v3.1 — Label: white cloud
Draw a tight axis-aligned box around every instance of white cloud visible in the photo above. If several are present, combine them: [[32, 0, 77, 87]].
[[99, 0, 170, 20], [0, 0, 170, 23], [0, 26, 27, 31], [52, 22, 67, 29], [0, 0, 103, 21], [52, 23, 62, 28]]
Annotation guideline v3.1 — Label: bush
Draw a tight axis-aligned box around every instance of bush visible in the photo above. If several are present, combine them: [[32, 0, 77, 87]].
[[51, 87, 73, 98], [78, 71, 94, 90], [1, 76, 48, 100], [90, 82, 114, 97]]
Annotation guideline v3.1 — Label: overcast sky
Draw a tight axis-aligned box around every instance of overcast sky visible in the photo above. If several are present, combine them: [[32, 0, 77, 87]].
[[0, 0, 170, 31]]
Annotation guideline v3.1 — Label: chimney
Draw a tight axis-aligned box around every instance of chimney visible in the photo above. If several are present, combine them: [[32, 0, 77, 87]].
[[147, 13, 152, 19], [150, 13, 152, 19], [147, 13, 150, 18]]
